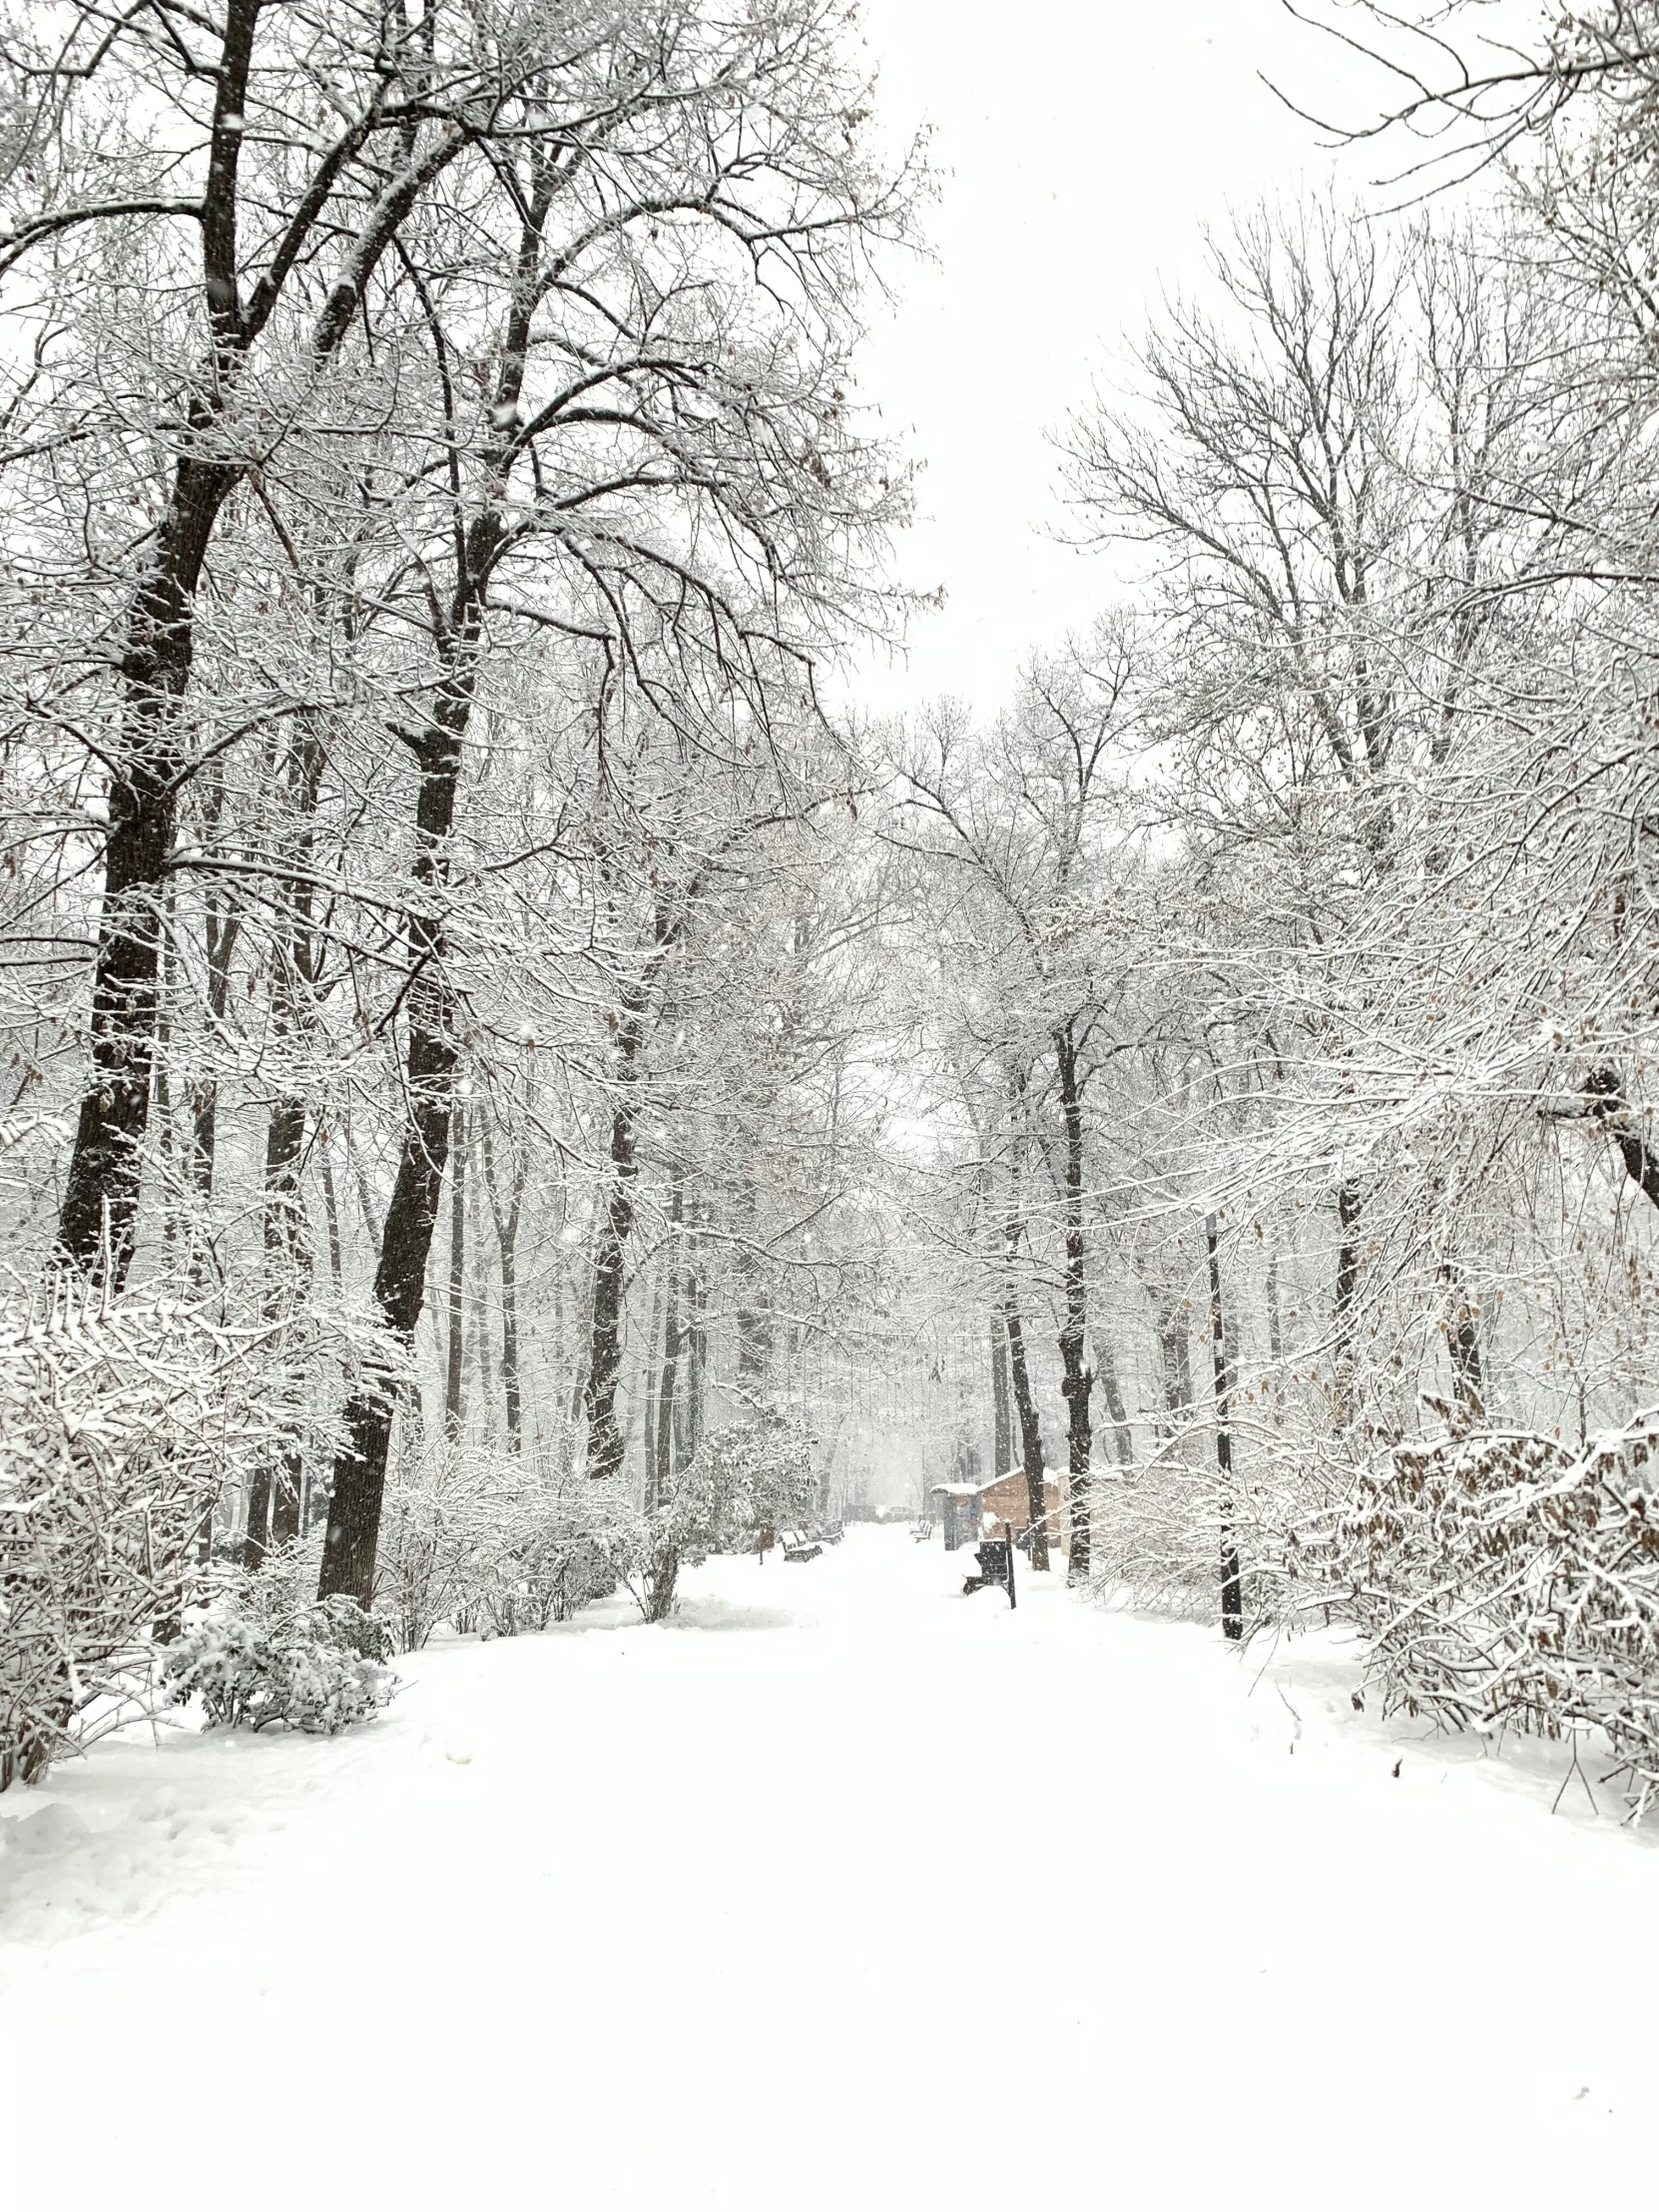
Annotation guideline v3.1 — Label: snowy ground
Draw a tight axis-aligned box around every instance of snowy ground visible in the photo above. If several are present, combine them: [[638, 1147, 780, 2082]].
[[2, 1527, 1654, 2210]]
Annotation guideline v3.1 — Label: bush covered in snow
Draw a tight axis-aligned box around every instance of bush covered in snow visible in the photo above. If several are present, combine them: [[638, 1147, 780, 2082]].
[[162, 1564, 394, 1734], [620, 1413, 819, 1622], [1086, 1454, 1238, 1621], [1290, 1407, 1659, 1818], [374, 1439, 619, 1652], [0, 1288, 280, 1789]]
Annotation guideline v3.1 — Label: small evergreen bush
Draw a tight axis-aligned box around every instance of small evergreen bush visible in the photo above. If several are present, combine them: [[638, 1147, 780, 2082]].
[[163, 1575, 395, 1735]]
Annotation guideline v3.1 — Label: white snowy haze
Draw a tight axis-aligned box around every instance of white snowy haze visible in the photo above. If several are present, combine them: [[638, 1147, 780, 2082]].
[[842, 0, 1370, 716]]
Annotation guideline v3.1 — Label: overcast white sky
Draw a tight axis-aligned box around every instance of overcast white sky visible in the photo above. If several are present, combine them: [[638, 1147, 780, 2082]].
[[837, 0, 1383, 721]]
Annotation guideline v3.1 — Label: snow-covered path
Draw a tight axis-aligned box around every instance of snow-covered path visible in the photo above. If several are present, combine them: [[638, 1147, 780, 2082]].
[[2, 1527, 1655, 2209]]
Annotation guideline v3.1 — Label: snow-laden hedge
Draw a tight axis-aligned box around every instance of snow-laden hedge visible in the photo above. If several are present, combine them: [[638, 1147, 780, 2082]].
[[374, 1439, 620, 1652], [0, 1287, 278, 1788], [1292, 1409, 1659, 1818]]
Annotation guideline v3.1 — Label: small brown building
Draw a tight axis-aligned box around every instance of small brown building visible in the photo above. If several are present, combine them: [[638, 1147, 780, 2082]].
[[979, 1469, 1066, 1557], [930, 1469, 1067, 1556]]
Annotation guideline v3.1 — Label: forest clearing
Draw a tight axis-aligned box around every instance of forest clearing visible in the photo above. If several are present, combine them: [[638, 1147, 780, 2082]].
[[3, 1524, 1652, 2210]]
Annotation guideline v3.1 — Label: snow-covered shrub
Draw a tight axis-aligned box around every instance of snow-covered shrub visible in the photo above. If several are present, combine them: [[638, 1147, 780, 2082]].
[[1087, 1462, 1229, 1620], [162, 1565, 394, 1733], [617, 1413, 819, 1622], [1085, 1414, 1310, 1626], [0, 1287, 278, 1789], [1292, 1407, 1659, 1818], [374, 1439, 618, 1651]]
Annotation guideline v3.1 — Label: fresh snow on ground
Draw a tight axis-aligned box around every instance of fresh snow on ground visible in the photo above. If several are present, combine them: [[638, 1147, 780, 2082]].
[[1, 1526, 1654, 2208]]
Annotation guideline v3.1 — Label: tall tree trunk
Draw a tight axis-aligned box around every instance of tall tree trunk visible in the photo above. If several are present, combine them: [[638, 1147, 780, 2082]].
[[1001, 1207, 1049, 1570], [734, 1177, 772, 1396], [319, 1141, 344, 1291], [584, 900, 692, 1481], [652, 1174, 685, 1511], [479, 1114, 524, 1450], [49, 0, 467, 1287], [1090, 1331, 1135, 1467], [54, 446, 243, 1284], [249, 1092, 308, 1564], [256, 711, 327, 1561], [642, 1269, 664, 1498], [990, 1313, 1012, 1476], [682, 1209, 707, 1465], [1334, 1181, 1363, 1428], [189, 774, 242, 1231], [1055, 1026, 1092, 1580], [583, 995, 646, 1484], [444, 1096, 467, 1441], [1155, 1294, 1193, 1436], [1265, 1246, 1285, 1367], [1207, 1217, 1243, 1642], [318, 712, 465, 1602]]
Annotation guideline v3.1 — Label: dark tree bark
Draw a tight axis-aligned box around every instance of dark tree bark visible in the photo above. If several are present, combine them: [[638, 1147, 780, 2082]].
[[319, 1141, 344, 1291], [189, 770, 243, 1232], [1055, 1025, 1093, 1580], [53, 2, 470, 1286], [247, 1091, 308, 1564], [990, 1313, 1012, 1476], [1585, 1067, 1659, 1210], [583, 988, 648, 1484], [54, 441, 244, 1284], [254, 712, 327, 1561], [1334, 1180, 1363, 1427], [1206, 1217, 1244, 1642], [319, 140, 562, 1596], [1001, 1207, 1050, 1571], [317, 712, 464, 1600]]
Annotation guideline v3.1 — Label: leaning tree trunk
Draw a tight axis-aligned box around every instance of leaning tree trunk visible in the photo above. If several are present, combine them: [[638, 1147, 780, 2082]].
[[55, 450, 242, 1285], [317, 700, 467, 1602], [1206, 1216, 1243, 1642], [1055, 1025, 1093, 1581]]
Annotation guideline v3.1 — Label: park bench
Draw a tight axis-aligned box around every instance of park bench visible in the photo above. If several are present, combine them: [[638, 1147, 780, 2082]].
[[911, 1514, 935, 1542], [961, 1537, 1015, 1607], [783, 1538, 823, 1563]]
